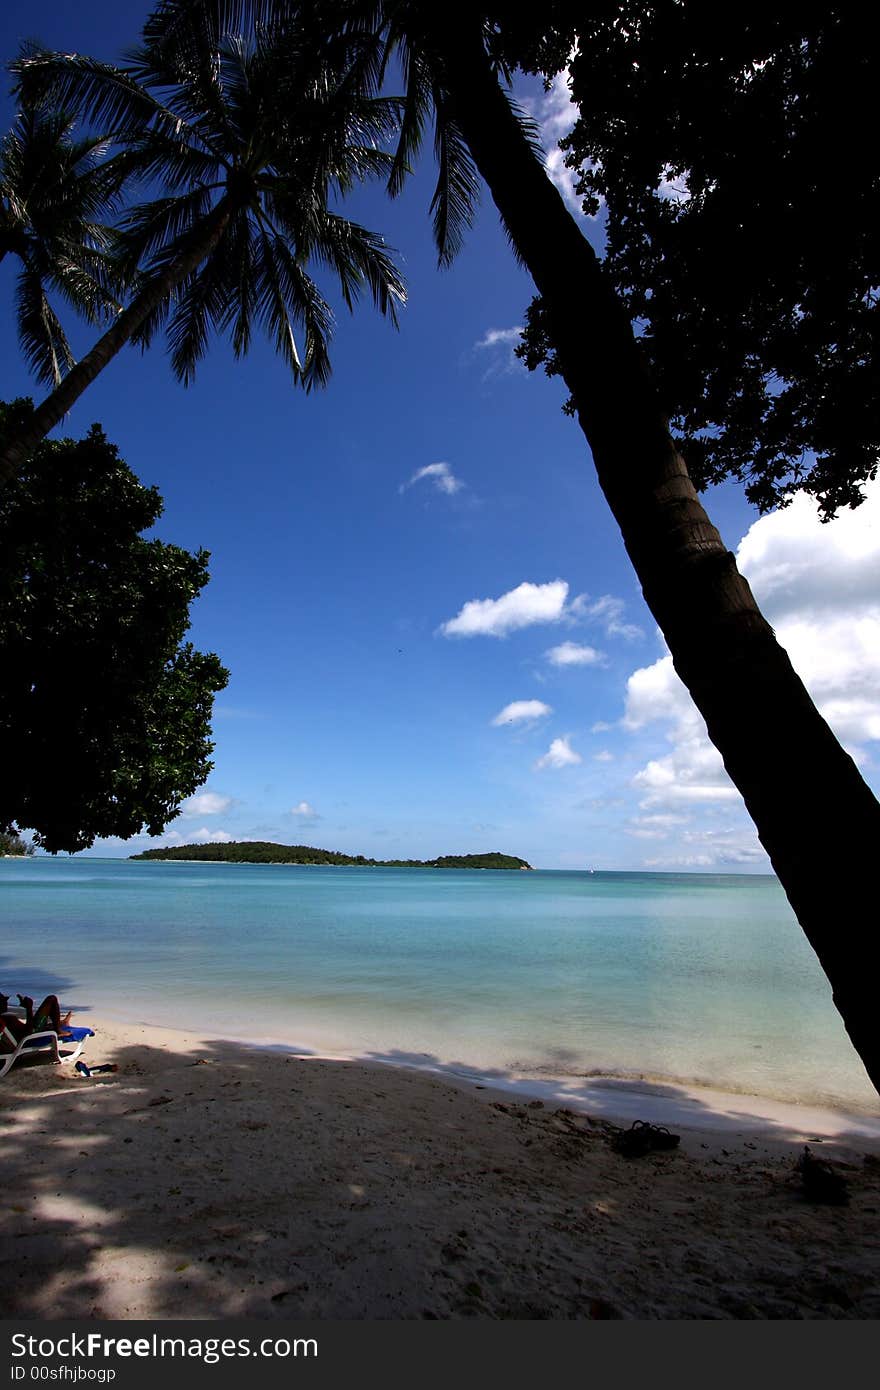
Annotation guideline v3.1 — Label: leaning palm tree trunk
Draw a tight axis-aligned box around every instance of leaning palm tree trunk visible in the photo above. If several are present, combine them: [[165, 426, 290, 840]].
[[433, 20, 880, 1095], [0, 197, 233, 484]]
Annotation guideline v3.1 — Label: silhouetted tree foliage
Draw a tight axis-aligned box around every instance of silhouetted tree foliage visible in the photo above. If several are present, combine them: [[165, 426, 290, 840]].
[[0, 399, 228, 852], [0, 829, 34, 856], [0, 19, 405, 478], [512, 2, 878, 518]]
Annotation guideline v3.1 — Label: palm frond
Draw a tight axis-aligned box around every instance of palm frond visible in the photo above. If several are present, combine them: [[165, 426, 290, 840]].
[[430, 95, 480, 267], [386, 41, 432, 200], [215, 210, 256, 359], [118, 128, 225, 192], [256, 228, 335, 388], [15, 262, 76, 385], [46, 252, 124, 323], [251, 225, 304, 379], [311, 211, 405, 323], [11, 46, 166, 137], [166, 237, 230, 382], [505, 93, 547, 166], [116, 187, 215, 271]]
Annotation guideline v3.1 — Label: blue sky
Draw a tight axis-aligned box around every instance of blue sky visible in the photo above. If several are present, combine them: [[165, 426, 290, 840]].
[[3, 3, 878, 869]]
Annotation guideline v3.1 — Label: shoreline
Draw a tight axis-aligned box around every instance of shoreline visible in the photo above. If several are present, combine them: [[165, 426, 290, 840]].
[[3, 1013, 879, 1318], [88, 1004, 880, 1142]]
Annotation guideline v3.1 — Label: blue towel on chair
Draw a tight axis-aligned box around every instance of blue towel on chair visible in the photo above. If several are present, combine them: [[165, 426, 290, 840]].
[[59, 1026, 95, 1041]]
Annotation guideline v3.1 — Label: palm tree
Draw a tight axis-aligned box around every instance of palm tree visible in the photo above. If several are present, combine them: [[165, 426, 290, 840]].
[[0, 18, 406, 482], [0, 105, 126, 388], [142, 0, 880, 1095]]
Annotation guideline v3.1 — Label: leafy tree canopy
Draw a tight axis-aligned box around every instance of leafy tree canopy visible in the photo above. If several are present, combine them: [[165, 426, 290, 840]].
[[0, 399, 229, 853], [510, 2, 878, 518], [0, 829, 34, 856]]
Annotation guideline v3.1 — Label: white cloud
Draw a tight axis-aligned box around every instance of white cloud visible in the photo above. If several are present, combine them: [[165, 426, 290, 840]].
[[473, 325, 525, 378], [522, 71, 590, 218], [290, 801, 320, 820], [180, 791, 233, 817], [626, 812, 689, 841], [440, 579, 570, 638], [617, 479, 880, 866], [573, 594, 644, 641], [491, 700, 553, 726], [657, 165, 691, 204], [622, 655, 745, 813], [622, 655, 691, 733], [591, 720, 612, 733], [440, 581, 643, 642], [189, 827, 235, 844], [736, 482, 879, 616], [546, 640, 605, 667], [735, 478, 880, 755], [474, 327, 522, 351], [645, 853, 714, 869], [400, 462, 463, 497], [593, 750, 614, 763], [535, 736, 582, 770]]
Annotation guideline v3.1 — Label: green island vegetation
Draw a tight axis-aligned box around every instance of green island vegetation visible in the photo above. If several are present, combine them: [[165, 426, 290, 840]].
[[130, 842, 533, 870]]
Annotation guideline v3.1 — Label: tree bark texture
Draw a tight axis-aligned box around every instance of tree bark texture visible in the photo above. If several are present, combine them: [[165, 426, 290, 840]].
[[433, 16, 880, 1095], [0, 198, 234, 486]]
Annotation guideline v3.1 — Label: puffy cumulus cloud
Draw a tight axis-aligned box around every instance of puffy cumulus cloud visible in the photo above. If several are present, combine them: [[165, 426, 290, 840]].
[[622, 655, 743, 839], [735, 477, 880, 756], [633, 751, 740, 806], [622, 655, 691, 733], [189, 827, 235, 844], [618, 481, 880, 866], [440, 582, 642, 641], [290, 801, 320, 821], [180, 791, 233, 816], [491, 699, 552, 726], [440, 580, 570, 638], [546, 640, 605, 667], [400, 462, 463, 497], [521, 71, 590, 218], [737, 479, 880, 617], [535, 735, 582, 770]]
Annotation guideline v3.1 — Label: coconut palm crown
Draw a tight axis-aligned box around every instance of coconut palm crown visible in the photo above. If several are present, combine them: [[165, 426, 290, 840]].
[[0, 18, 406, 478], [0, 106, 126, 386]]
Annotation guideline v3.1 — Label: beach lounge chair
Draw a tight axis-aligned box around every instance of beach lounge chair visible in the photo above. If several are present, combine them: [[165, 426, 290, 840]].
[[0, 1022, 95, 1079]]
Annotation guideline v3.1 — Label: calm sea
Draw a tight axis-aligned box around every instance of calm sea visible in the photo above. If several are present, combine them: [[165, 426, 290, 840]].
[[1, 858, 876, 1115]]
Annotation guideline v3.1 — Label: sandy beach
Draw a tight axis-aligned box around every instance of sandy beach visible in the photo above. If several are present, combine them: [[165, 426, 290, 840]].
[[1, 1017, 879, 1320]]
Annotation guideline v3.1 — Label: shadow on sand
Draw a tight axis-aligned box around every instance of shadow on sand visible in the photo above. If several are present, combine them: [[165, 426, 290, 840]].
[[2, 1024, 880, 1320]]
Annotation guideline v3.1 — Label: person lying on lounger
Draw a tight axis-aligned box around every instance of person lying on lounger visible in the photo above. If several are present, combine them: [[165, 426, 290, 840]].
[[0, 993, 73, 1040]]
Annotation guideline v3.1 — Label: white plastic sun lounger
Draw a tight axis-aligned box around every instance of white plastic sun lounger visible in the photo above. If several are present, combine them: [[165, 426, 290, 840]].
[[0, 1022, 94, 1079]]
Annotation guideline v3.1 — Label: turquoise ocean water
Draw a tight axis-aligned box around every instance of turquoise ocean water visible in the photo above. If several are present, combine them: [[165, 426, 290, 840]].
[[1, 857, 876, 1115]]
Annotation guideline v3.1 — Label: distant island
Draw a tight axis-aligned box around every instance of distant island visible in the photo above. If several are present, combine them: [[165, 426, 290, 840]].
[[129, 842, 534, 870]]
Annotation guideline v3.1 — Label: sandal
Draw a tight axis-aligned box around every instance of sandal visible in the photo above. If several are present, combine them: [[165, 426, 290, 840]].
[[611, 1120, 681, 1157]]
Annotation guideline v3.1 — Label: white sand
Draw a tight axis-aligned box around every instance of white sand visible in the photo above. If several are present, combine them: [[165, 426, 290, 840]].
[[1, 1017, 878, 1319]]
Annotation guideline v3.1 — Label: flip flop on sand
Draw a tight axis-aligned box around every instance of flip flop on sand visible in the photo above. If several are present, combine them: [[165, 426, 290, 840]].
[[75, 1061, 118, 1078], [610, 1120, 681, 1157]]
